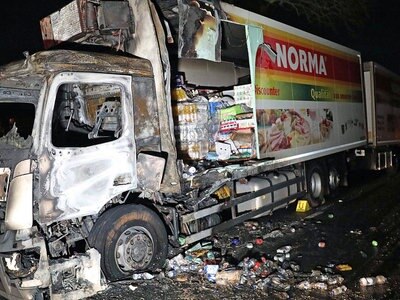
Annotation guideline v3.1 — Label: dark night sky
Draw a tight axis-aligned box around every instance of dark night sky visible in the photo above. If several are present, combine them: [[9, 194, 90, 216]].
[[1, 0, 399, 74]]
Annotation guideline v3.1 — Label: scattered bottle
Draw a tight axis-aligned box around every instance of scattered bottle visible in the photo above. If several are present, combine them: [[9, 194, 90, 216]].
[[360, 275, 387, 286], [255, 238, 264, 245], [330, 285, 347, 296], [327, 275, 344, 285], [290, 262, 300, 272], [274, 253, 290, 262], [297, 280, 312, 290], [312, 282, 328, 290], [246, 242, 254, 249], [277, 245, 292, 254], [375, 275, 387, 284], [132, 272, 154, 280], [231, 237, 240, 246]]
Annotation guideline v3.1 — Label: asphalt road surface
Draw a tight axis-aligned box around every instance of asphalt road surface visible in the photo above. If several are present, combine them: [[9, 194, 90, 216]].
[[90, 169, 400, 300]]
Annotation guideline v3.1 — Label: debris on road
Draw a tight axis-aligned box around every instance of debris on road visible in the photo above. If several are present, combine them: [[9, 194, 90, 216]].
[[359, 250, 368, 258], [359, 275, 387, 287], [350, 229, 363, 235], [132, 273, 155, 280], [336, 264, 353, 272], [330, 285, 347, 296], [89, 173, 400, 300], [215, 270, 242, 285], [160, 225, 352, 298], [128, 285, 138, 291], [263, 229, 284, 239]]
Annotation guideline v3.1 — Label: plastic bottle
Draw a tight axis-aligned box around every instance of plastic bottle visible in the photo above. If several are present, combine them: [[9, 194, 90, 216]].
[[189, 104, 195, 123], [179, 265, 190, 272], [297, 280, 311, 290], [359, 277, 376, 286], [181, 104, 188, 123], [312, 282, 328, 290], [327, 275, 344, 285], [273, 253, 290, 262], [317, 274, 329, 282], [287, 262, 298, 272], [277, 245, 292, 254], [375, 275, 387, 284], [330, 285, 347, 296], [167, 270, 177, 278], [177, 104, 184, 124]]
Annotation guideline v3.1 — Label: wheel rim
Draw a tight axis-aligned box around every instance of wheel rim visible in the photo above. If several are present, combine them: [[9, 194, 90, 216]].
[[310, 171, 323, 199], [115, 226, 154, 272], [328, 167, 340, 191]]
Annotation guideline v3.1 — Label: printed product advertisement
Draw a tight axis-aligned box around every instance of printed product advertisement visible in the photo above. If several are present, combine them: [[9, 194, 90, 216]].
[[224, 5, 366, 160]]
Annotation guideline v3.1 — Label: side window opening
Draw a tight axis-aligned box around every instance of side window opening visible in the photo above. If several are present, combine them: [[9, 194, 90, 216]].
[[52, 83, 123, 147], [0, 103, 35, 148]]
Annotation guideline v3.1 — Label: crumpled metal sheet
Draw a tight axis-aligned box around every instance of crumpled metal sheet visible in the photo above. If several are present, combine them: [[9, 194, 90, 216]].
[[178, 0, 222, 61], [50, 248, 105, 300], [126, 0, 182, 194], [153, 0, 224, 61]]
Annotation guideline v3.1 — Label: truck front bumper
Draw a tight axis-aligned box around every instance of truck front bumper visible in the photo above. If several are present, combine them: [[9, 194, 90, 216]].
[[0, 228, 105, 299]]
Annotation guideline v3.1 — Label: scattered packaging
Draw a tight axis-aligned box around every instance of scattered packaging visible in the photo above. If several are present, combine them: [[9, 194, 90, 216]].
[[215, 270, 242, 285]]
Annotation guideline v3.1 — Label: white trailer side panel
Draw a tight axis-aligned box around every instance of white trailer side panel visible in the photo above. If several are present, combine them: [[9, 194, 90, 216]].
[[364, 61, 400, 146], [222, 3, 366, 162]]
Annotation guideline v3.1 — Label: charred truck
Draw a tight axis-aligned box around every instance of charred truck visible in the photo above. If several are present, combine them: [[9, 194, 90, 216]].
[[0, 0, 398, 299]]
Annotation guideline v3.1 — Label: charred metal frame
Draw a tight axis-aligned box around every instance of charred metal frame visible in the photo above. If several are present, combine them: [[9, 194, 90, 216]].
[[181, 173, 305, 244]]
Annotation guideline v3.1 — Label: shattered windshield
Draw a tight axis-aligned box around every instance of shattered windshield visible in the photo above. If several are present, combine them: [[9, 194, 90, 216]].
[[0, 103, 35, 148]]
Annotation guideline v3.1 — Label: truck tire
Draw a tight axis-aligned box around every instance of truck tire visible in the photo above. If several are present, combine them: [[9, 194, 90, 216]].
[[306, 162, 326, 207], [327, 164, 340, 193], [88, 204, 168, 281]]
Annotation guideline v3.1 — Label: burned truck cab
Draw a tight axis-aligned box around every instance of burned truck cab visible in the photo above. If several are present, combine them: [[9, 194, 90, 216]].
[[0, 50, 164, 299]]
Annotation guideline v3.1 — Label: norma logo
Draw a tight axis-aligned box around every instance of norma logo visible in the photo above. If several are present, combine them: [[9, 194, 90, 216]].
[[275, 43, 327, 76]]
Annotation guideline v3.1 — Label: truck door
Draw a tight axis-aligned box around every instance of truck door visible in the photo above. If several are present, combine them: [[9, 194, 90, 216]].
[[38, 72, 137, 223]]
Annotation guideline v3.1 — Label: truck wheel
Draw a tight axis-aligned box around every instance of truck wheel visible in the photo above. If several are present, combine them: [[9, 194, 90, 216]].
[[88, 204, 168, 281], [327, 165, 340, 193], [306, 163, 326, 207]]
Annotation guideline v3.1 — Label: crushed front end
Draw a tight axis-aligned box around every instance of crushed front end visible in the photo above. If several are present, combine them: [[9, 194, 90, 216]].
[[0, 63, 105, 299]]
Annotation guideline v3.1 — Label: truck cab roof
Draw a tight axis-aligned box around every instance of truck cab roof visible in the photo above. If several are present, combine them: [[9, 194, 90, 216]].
[[0, 49, 154, 82]]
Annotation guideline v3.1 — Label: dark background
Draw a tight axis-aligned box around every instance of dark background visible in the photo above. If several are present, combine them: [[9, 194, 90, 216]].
[[1, 0, 399, 74]]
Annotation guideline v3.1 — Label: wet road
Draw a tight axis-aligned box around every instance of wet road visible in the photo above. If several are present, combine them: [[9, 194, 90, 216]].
[[91, 170, 400, 299]]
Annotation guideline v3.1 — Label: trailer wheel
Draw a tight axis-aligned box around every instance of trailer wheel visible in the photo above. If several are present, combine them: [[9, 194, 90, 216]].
[[88, 204, 168, 281], [306, 163, 326, 207]]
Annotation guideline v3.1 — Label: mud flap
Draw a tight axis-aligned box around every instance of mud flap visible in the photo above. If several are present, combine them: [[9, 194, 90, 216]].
[[49, 249, 105, 300]]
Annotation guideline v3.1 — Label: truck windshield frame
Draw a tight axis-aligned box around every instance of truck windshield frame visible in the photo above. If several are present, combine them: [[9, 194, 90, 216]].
[[0, 102, 36, 149], [51, 82, 124, 148], [47, 72, 130, 150]]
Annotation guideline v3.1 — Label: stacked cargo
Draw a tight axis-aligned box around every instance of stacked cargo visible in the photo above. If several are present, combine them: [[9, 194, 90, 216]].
[[172, 80, 255, 161]]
